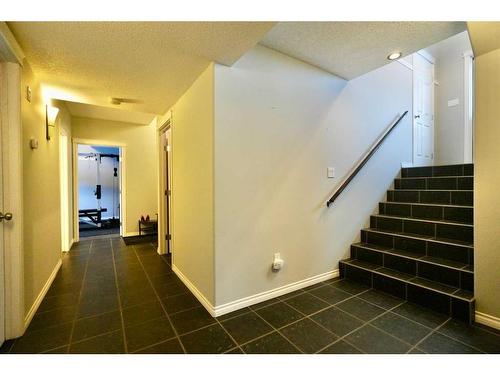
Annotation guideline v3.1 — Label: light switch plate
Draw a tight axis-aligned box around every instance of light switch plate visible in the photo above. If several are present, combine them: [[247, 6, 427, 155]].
[[327, 167, 335, 178]]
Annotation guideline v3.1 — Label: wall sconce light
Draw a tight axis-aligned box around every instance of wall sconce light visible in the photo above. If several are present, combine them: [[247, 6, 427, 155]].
[[45, 105, 59, 140]]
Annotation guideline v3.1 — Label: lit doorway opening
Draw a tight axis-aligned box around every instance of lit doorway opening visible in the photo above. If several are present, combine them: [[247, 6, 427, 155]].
[[76, 143, 122, 239]]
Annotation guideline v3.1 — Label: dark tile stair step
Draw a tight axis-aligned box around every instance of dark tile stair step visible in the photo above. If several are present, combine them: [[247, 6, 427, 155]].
[[361, 228, 473, 267], [387, 189, 473, 206], [401, 164, 473, 178], [394, 176, 473, 190], [379, 202, 473, 224], [339, 259, 475, 323], [371, 214, 474, 243], [351, 242, 473, 292], [352, 242, 472, 272]]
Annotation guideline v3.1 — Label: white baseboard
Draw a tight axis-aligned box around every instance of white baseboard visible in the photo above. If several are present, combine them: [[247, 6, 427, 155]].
[[214, 269, 340, 317], [172, 265, 339, 318], [475, 311, 500, 330], [171, 264, 216, 316], [24, 259, 62, 331]]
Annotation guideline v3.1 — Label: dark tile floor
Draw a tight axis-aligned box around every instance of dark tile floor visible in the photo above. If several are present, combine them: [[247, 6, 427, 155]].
[[1, 237, 500, 354]]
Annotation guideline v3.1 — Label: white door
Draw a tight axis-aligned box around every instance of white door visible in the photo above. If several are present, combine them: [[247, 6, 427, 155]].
[[0, 71, 5, 346], [413, 52, 435, 166]]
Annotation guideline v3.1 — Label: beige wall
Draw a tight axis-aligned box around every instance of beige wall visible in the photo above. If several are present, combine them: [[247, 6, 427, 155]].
[[474, 47, 500, 319], [167, 63, 215, 304], [213, 46, 412, 306], [71, 117, 158, 236], [21, 62, 62, 315], [54, 102, 73, 248]]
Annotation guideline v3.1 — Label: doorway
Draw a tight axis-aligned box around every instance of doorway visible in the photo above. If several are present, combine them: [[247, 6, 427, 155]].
[[161, 126, 172, 254], [0, 74, 5, 347], [74, 142, 124, 240], [158, 120, 172, 256], [413, 51, 435, 167]]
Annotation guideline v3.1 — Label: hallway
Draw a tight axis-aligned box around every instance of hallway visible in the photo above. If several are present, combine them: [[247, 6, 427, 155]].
[[1, 238, 499, 354]]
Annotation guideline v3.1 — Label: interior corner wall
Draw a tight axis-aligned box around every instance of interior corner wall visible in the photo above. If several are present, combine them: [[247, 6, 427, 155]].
[[168, 63, 215, 305], [55, 103, 73, 244], [430, 32, 472, 165], [473, 47, 500, 319], [71, 117, 158, 236], [21, 62, 62, 316], [213, 45, 412, 306]]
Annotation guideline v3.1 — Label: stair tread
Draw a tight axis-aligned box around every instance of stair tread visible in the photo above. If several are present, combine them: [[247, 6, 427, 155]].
[[411, 277, 459, 294], [373, 214, 473, 227], [340, 259, 474, 302], [382, 201, 473, 209], [396, 176, 474, 180], [362, 227, 474, 248], [352, 242, 471, 271], [375, 266, 415, 281], [420, 256, 472, 272], [388, 189, 473, 192], [453, 289, 475, 300]]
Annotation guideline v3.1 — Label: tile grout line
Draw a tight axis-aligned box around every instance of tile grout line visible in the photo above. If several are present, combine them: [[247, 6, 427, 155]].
[[111, 238, 131, 353], [405, 317, 453, 354], [243, 282, 374, 353], [133, 245, 188, 354], [64, 238, 95, 354]]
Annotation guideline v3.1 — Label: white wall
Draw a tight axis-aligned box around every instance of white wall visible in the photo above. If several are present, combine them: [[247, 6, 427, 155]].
[[213, 45, 412, 306], [425, 31, 473, 165]]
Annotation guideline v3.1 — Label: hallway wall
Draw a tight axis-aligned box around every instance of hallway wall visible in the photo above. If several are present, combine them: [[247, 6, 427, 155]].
[[473, 46, 500, 322], [213, 45, 413, 307], [162, 63, 215, 305], [71, 117, 158, 236], [21, 63, 69, 319]]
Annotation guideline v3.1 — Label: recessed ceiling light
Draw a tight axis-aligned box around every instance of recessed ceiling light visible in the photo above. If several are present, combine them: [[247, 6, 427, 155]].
[[387, 52, 402, 61]]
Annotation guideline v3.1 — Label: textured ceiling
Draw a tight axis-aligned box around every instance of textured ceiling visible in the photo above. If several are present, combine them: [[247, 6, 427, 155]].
[[63, 101, 155, 125], [467, 22, 500, 57], [8, 22, 275, 114], [260, 22, 467, 80]]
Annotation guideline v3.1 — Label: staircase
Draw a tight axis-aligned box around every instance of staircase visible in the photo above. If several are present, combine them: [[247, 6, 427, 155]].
[[339, 163, 475, 323]]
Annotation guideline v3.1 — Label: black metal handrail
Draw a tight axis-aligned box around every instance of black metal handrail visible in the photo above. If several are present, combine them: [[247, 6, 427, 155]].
[[326, 111, 409, 207]]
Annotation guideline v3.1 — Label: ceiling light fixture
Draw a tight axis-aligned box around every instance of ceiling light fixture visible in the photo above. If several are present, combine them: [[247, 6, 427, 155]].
[[387, 52, 402, 61]]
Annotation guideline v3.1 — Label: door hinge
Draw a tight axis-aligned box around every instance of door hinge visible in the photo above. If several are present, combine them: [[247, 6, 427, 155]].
[[165, 190, 171, 196], [166, 234, 171, 240]]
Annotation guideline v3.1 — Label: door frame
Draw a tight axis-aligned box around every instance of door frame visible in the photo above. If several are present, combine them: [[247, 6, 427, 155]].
[[59, 128, 72, 252], [72, 138, 126, 243], [412, 50, 436, 166], [157, 116, 172, 256], [0, 62, 24, 339]]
